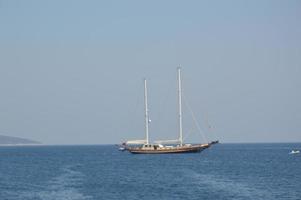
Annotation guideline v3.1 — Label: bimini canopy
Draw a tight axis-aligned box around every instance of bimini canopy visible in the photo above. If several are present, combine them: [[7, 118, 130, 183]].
[[125, 140, 147, 145], [154, 139, 181, 144]]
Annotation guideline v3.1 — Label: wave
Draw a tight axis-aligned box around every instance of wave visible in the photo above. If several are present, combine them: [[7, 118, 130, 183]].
[[18, 165, 92, 200], [184, 169, 272, 200]]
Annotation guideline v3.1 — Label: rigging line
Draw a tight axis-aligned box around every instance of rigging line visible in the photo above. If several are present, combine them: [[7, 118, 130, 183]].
[[182, 92, 208, 143], [183, 126, 195, 142], [182, 116, 199, 142], [205, 112, 218, 140]]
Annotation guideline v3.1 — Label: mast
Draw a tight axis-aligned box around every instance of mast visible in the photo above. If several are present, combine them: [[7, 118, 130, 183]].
[[177, 67, 183, 146], [144, 79, 149, 145]]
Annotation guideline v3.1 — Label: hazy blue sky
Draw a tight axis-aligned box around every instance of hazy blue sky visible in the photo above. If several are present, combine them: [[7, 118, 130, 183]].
[[0, 0, 300, 144]]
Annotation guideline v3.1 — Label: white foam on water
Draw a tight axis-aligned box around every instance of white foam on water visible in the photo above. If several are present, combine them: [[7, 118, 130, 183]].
[[185, 170, 272, 200], [18, 165, 92, 200]]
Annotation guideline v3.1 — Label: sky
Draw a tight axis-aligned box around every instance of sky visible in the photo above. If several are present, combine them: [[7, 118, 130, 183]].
[[0, 0, 300, 144]]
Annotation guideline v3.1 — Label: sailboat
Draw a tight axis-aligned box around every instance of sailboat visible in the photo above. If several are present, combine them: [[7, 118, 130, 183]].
[[122, 67, 218, 154]]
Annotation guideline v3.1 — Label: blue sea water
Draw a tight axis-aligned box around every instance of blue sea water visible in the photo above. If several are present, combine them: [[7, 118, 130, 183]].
[[0, 144, 300, 200]]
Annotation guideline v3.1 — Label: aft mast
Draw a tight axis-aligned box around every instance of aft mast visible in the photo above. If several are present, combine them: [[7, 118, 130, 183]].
[[144, 79, 149, 145], [178, 67, 183, 146]]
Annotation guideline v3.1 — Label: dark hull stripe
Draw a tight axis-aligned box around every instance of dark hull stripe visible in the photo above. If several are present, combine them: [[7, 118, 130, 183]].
[[128, 146, 209, 154]]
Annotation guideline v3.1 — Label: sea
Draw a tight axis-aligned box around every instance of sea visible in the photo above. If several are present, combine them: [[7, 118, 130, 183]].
[[0, 143, 300, 200]]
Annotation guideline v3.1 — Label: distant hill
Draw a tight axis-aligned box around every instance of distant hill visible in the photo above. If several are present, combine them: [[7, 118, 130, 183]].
[[0, 135, 40, 145]]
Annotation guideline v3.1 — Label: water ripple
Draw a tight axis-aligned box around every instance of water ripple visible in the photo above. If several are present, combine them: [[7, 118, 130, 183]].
[[19, 165, 92, 200]]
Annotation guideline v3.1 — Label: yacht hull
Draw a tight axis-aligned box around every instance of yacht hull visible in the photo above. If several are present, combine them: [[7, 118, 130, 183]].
[[127, 144, 211, 154]]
